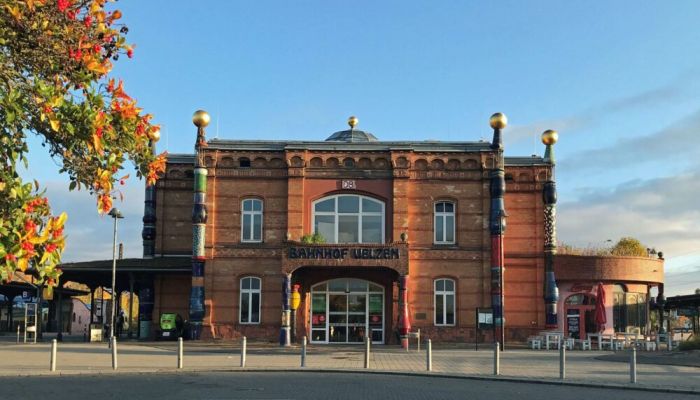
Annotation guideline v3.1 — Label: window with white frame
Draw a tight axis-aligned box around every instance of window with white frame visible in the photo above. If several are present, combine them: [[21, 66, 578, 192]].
[[241, 198, 263, 242], [240, 277, 261, 324], [312, 195, 384, 243], [434, 278, 455, 326], [434, 201, 455, 244]]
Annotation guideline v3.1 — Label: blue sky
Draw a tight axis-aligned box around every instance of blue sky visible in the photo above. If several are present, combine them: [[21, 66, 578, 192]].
[[25, 1, 700, 295]]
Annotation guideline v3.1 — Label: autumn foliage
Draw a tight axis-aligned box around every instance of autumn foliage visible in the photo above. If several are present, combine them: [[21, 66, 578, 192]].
[[0, 0, 165, 286]]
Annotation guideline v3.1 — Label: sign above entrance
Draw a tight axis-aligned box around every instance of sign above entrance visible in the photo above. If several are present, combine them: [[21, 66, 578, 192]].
[[341, 180, 356, 189], [288, 246, 400, 260]]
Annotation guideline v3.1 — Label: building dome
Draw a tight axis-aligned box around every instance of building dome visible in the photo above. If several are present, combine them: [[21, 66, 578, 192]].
[[325, 129, 379, 142]]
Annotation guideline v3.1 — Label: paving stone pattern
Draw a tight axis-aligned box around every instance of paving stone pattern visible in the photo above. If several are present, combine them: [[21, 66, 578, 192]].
[[0, 342, 697, 393]]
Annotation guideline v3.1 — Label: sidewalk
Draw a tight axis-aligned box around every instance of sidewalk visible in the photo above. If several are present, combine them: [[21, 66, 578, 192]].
[[0, 342, 697, 393]]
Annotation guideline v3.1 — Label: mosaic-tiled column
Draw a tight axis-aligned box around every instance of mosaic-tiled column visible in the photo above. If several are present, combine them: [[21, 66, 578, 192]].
[[189, 110, 210, 340], [142, 139, 158, 258], [280, 274, 291, 346], [398, 275, 411, 348], [489, 113, 507, 349], [542, 130, 560, 329]]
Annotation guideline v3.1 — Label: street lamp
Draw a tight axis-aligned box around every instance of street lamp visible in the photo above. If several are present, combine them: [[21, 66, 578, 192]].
[[108, 207, 124, 344]]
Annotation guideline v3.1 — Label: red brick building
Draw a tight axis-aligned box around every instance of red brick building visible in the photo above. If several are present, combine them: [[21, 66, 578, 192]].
[[143, 114, 573, 344], [52, 113, 663, 345]]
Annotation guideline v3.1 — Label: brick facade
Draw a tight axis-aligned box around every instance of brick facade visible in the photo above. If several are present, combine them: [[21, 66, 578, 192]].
[[148, 130, 662, 344]]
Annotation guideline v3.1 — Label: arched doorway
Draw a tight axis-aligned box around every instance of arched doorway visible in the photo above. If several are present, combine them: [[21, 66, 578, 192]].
[[310, 278, 385, 344], [565, 293, 597, 339]]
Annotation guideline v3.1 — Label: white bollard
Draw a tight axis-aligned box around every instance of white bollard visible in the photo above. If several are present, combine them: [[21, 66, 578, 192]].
[[240, 336, 247, 367], [426, 339, 432, 371], [50, 339, 57, 372], [364, 336, 370, 369], [111, 337, 118, 370], [177, 337, 183, 369], [630, 346, 637, 383], [559, 340, 566, 379], [16, 325, 20, 343], [301, 336, 307, 367], [493, 341, 500, 376]]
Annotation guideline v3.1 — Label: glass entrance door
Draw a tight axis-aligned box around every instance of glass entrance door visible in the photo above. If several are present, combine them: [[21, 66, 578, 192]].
[[310, 279, 384, 344]]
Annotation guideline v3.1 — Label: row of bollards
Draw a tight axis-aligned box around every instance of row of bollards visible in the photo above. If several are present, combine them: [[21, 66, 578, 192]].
[[44, 335, 640, 384]]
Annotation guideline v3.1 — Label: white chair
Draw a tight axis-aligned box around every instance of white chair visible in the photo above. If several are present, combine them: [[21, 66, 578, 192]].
[[528, 336, 543, 349], [642, 340, 656, 351], [613, 339, 624, 351], [577, 338, 591, 350], [564, 338, 575, 350]]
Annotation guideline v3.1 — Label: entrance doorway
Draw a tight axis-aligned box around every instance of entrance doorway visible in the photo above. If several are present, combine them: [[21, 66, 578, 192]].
[[565, 293, 597, 339], [310, 279, 384, 344]]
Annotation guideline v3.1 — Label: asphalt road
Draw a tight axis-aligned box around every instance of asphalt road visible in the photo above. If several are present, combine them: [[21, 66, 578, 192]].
[[0, 372, 695, 400]]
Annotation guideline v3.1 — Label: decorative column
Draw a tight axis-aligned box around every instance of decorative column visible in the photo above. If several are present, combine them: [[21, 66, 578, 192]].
[[142, 131, 160, 258], [489, 113, 507, 349], [189, 109, 211, 340], [657, 284, 666, 333], [398, 275, 411, 348], [280, 274, 291, 346], [137, 280, 154, 339], [542, 130, 560, 329], [290, 284, 301, 343]]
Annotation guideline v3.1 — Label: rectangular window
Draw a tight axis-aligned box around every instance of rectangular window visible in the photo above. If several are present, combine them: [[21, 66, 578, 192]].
[[434, 202, 456, 244], [435, 278, 456, 326], [240, 277, 261, 324], [241, 199, 263, 242]]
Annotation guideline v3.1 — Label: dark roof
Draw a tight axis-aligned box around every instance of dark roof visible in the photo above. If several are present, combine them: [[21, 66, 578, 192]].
[[504, 156, 548, 166], [196, 139, 495, 153], [59, 257, 191, 272], [168, 151, 549, 167], [325, 129, 379, 142], [665, 294, 700, 308]]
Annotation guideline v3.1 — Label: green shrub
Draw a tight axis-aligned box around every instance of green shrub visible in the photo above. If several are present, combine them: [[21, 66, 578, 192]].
[[678, 337, 700, 351], [300, 233, 326, 244]]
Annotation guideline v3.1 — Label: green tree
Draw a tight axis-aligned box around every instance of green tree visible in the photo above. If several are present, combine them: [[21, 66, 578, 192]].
[[0, 0, 165, 288], [610, 237, 648, 257]]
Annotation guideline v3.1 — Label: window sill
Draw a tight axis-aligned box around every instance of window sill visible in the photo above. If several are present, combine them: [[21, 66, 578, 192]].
[[432, 243, 459, 249], [238, 322, 261, 325]]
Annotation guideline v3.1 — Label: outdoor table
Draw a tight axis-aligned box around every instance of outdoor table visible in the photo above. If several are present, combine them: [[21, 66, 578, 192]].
[[539, 331, 563, 350], [588, 333, 614, 350]]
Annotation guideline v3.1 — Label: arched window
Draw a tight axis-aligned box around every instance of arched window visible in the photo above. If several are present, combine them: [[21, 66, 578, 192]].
[[434, 201, 455, 244], [241, 199, 263, 242], [434, 278, 456, 326], [312, 195, 384, 243], [240, 277, 261, 324]]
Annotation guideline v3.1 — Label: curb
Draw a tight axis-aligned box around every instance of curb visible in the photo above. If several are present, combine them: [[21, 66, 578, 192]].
[[2, 367, 698, 395]]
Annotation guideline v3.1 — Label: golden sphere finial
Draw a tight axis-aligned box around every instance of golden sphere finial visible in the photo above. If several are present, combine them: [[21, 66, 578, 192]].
[[348, 115, 358, 129], [489, 112, 507, 129], [541, 129, 558, 145], [148, 127, 161, 142], [192, 109, 211, 128]]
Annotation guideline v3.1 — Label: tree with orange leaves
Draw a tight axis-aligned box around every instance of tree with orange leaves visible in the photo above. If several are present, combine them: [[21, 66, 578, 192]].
[[0, 0, 166, 288]]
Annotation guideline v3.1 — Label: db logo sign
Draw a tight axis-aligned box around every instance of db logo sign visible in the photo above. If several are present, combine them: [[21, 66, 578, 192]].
[[341, 180, 356, 189]]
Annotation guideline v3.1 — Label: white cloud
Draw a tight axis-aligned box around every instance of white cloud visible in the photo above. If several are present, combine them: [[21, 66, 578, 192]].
[[43, 181, 146, 262], [557, 171, 700, 295]]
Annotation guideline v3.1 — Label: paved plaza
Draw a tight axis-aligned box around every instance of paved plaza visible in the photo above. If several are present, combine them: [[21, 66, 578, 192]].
[[2, 371, 699, 400], [0, 341, 697, 394]]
